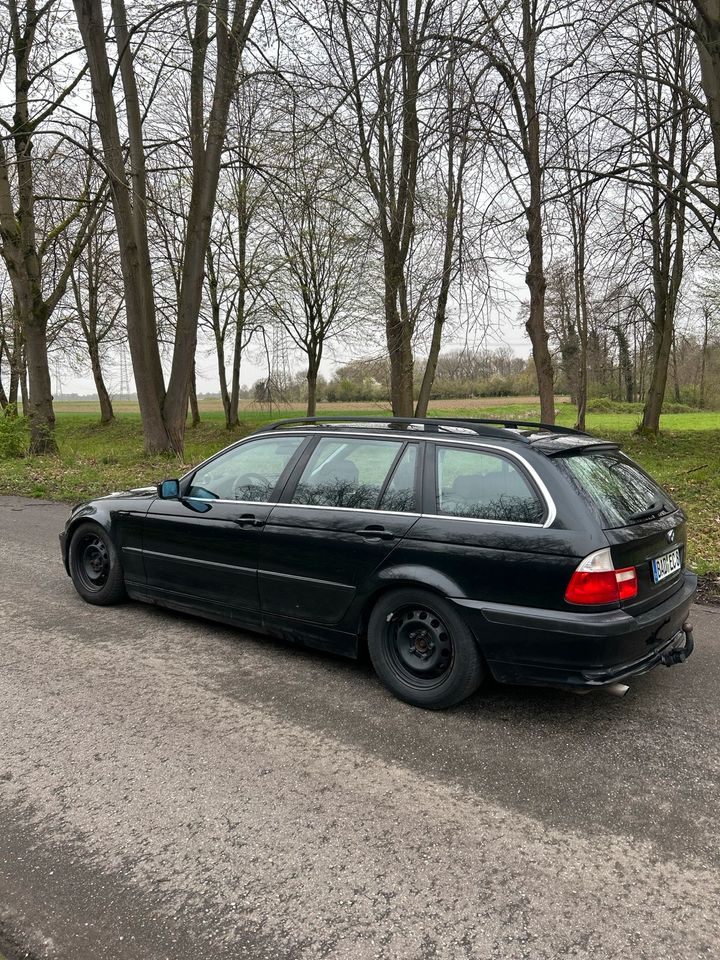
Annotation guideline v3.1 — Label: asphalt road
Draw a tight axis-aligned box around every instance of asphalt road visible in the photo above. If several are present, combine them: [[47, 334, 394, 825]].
[[0, 495, 719, 960]]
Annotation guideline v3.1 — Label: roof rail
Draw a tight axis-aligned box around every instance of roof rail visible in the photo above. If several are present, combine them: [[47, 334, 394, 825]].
[[254, 415, 532, 442], [436, 417, 590, 437]]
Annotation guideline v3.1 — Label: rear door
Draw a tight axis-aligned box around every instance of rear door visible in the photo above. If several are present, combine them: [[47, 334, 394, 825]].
[[399, 440, 574, 610], [259, 436, 421, 625], [552, 449, 686, 611]]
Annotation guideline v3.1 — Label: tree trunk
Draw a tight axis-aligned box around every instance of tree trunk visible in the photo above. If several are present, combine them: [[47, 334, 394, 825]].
[[695, 4, 720, 191], [19, 356, 28, 416], [525, 241, 554, 424], [24, 310, 57, 454], [575, 289, 588, 431], [8, 362, 19, 411], [384, 260, 414, 416], [614, 325, 635, 404], [700, 307, 709, 407], [189, 362, 200, 427], [227, 268, 248, 431], [307, 369, 318, 417], [569, 210, 588, 431], [228, 329, 243, 429], [671, 333, 681, 403], [216, 337, 231, 429], [206, 248, 232, 429], [640, 315, 674, 434], [415, 272, 449, 418], [415, 143, 460, 418], [89, 342, 114, 424], [640, 27, 689, 437]]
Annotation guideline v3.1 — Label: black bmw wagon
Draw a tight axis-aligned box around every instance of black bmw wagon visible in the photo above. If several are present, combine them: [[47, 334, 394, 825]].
[[60, 416, 696, 708]]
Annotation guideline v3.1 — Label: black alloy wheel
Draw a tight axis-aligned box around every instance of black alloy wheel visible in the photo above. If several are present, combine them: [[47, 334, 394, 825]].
[[368, 588, 485, 709], [68, 522, 126, 605]]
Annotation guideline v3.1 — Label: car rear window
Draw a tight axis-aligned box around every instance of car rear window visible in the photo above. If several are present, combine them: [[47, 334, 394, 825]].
[[554, 451, 675, 528]]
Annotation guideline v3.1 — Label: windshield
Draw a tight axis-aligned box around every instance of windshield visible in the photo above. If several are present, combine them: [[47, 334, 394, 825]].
[[554, 450, 676, 528]]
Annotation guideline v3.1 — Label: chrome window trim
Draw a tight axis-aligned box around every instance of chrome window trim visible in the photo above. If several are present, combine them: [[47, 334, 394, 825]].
[[180, 429, 557, 528], [414, 512, 546, 528], [182, 497, 421, 519], [282, 431, 555, 527], [270, 502, 422, 519], [431, 438, 555, 528]]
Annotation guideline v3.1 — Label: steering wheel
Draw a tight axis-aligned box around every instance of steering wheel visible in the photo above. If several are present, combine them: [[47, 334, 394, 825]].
[[233, 472, 268, 500]]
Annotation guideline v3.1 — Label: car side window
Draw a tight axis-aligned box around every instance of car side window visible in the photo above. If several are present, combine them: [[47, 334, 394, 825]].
[[291, 437, 404, 509], [436, 447, 545, 523], [187, 436, 304, 502], [378, 444, 418, 512]]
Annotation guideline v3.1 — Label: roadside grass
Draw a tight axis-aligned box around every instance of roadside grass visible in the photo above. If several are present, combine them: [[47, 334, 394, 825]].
[[1, 400, 719, 574]]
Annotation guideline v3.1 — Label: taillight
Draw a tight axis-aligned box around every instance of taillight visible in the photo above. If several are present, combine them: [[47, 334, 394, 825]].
[[565, 548, 638, 605]]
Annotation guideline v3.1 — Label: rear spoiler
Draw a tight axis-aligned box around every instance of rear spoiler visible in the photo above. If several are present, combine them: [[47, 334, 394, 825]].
[[528, 435, 619, 456]]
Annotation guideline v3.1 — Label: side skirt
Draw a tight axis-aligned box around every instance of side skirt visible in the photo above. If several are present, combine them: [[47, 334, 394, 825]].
[[126, 583, 358, 659]]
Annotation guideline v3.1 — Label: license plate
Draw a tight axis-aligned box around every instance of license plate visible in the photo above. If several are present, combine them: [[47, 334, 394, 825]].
[[651, 548, 681, 584]]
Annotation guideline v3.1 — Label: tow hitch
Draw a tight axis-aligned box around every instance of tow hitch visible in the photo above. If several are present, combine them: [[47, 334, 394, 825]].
[[661, 621, 694, 666]]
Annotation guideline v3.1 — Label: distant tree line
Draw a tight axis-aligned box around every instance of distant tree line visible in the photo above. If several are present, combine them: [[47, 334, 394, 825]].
[[1, 0, 720, 457]]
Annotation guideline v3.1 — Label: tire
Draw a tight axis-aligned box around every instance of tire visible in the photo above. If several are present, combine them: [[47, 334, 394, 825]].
[[68, 521, 126, 606], [367, 588, 485, 709]]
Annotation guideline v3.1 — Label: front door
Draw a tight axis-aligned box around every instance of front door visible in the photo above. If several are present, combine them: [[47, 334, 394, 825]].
[[259, 437, 421, 626], [142, 434, 307, 621]]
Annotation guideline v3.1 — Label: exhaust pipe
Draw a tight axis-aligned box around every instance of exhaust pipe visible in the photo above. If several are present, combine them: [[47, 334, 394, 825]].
[[604, 682, 630, 698]]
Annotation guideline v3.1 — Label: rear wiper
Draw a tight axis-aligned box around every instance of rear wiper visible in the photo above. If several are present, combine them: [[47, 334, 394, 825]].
[[627, 500, 669, 523]]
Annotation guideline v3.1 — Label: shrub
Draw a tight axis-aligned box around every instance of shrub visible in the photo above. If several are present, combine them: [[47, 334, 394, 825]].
[[0, 411, 29, 459]]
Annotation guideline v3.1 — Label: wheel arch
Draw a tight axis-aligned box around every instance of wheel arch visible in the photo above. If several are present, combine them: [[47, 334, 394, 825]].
[[63, 508, 112, 571], [356, 566, 470, 653]]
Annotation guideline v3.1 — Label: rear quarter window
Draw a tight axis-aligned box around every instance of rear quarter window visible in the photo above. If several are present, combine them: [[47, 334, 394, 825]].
[[553, 451, 676, 529], [435, 446, 545, 523]]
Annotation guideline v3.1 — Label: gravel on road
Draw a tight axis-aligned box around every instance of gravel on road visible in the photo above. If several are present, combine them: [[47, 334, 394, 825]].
[[1, 495, 719, 960]]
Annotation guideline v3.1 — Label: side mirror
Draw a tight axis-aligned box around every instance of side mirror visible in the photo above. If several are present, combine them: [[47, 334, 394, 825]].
[[157, 478, 180, 499]]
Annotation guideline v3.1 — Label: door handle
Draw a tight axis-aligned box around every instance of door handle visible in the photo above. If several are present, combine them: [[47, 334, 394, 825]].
[[233, 514, 265, 527], [354, 525, 395, 541]]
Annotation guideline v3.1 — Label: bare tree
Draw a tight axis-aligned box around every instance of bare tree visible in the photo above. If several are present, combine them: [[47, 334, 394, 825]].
[[470, 0, 565, 423], [73, 0, 264, 454], [0, 0, 103, 452], [265, 143, 367, 416], [630, 10, 702, 434], [201, 83, 275, 428], [307, 0, 442, 415], [414, 47, 485, 416], [67, 209, 125, 424]]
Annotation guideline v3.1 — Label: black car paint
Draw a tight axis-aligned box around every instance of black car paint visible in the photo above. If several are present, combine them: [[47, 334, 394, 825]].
[[60, 427, 697, 688]]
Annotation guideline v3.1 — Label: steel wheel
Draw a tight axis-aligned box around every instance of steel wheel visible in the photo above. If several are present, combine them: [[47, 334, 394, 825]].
[[68, 522, 126, 605], [76, 532, 111, 592], [381, 604, 455, 691], [368, 588, 485, 709]]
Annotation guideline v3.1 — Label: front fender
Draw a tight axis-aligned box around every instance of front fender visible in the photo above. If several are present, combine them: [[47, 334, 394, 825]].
[[61, 504, 110, 573]]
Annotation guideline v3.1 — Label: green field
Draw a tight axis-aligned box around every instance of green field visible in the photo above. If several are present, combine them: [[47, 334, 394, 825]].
[[1, 399, 719, 577]]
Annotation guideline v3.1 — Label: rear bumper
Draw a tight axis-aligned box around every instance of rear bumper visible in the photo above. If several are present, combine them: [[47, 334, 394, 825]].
[[454, 571, 697, 688]]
